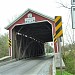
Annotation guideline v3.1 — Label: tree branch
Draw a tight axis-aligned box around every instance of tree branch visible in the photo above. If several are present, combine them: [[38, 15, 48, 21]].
[[57, 2, 71, 9]]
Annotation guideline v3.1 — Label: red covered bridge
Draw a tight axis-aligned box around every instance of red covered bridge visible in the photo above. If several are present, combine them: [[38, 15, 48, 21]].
[[5, 9, 58, 59]]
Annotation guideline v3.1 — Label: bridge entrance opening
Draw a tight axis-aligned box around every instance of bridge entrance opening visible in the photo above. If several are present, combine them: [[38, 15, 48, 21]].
[[12, 21, 53, 59]]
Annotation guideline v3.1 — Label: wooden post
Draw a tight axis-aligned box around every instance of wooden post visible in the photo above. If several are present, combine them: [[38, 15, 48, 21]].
[[49, 64, 53, 75], [57, 38, 62, 75], [15, 36, 19, 60], [18, 36, 22, 59]]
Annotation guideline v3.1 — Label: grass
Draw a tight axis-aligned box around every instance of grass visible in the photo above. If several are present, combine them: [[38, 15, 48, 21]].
[[56, 69, 73, 75]]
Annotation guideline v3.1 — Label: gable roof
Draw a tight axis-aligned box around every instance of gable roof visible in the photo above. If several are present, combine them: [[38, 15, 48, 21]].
[[5, 8, 54, 30]]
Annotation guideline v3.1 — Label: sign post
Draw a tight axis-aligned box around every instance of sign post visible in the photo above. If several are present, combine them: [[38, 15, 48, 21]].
[[54, 16, 63, 75], [71, 1, 75, 73], [57, 38, 62, 75], [71, 0, 75, 43]]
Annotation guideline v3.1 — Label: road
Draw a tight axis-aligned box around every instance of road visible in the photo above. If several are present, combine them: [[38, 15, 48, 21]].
[[0, 56, 53, 75]]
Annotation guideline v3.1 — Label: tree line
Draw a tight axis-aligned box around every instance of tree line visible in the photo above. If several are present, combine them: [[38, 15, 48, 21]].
[[0, 33, 9, 58]]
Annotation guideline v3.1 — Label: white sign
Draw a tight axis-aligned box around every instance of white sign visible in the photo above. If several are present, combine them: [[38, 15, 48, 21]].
[[25, 17, 35, 24], [71, 0, 75, 5], [25, 13, 35, 24], [71, 6, 75, 29]]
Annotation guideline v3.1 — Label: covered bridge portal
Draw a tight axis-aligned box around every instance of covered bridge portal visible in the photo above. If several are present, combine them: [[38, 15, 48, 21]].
[[12, 21, 53, 59], [5, 9, 57, 59]]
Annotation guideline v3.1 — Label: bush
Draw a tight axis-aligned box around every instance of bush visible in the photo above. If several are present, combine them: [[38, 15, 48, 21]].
[[0, 33, 9, 58], [56, 69, 73, 75], [63, 50, 75, 74]]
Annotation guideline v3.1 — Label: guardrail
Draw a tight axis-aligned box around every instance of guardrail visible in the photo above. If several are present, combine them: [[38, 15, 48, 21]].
[[0, 56, 16, 66], [0, 56, 11, 62]]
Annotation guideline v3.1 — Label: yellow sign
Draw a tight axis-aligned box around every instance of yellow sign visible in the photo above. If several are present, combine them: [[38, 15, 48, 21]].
[[9, 39, 11, 47], [55, 16, 63, 38], [54, 33, 57, 42]]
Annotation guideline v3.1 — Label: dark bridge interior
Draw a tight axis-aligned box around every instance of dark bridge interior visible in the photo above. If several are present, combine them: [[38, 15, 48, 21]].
[[12, 21, 53, 59]]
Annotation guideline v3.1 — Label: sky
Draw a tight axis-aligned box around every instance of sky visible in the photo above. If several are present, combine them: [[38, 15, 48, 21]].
[[0, 0, 73, 44]]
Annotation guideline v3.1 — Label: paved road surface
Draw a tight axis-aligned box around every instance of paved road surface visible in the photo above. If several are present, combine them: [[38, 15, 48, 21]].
[[0, 56, 53, 75]]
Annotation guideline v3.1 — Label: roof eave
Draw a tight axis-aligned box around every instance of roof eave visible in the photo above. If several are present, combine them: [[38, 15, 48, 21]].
[[5, 8, 54, 30]]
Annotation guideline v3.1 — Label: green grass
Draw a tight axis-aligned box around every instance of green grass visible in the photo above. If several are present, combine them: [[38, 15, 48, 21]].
[[56, 70, 73, 75]]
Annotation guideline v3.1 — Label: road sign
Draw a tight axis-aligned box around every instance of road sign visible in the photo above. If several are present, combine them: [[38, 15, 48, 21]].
[[9, 39, 11, 47], [55, 16, 63, 38], [71, 0, 75, 5], [71, 6, 75, 29], [54, 33, 57, 42], [25, 13, 35, 24], [55, 16, 63, 75]]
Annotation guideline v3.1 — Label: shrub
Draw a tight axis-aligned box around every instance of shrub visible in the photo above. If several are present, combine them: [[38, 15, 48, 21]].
[[63, 50, 75, 74]]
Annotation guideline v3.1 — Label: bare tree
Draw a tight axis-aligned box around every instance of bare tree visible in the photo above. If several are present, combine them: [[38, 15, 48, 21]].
[[56, 2, 71, 9]]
